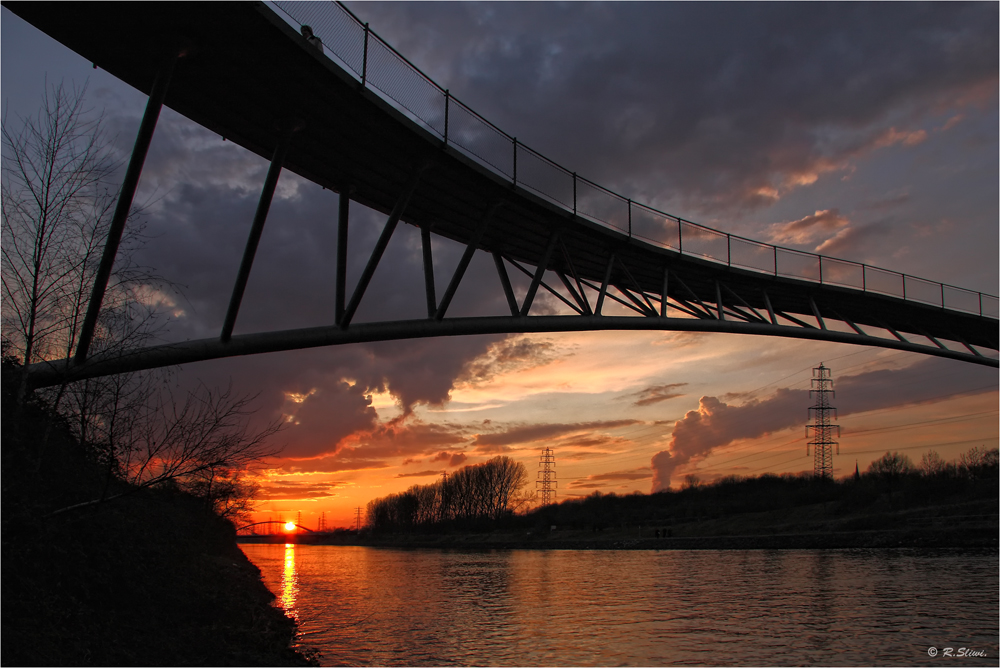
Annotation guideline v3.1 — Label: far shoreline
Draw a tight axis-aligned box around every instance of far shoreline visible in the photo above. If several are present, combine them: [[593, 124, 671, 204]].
[[238, 526, 998, 551]]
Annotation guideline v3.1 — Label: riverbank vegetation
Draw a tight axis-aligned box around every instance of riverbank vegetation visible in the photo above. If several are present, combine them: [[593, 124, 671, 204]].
[[366, 455, 529, 532], [1, 82, 315, 665], [354, 447, 997, 549], [527, 447, 998, 535], [1, 357, 312, 665]]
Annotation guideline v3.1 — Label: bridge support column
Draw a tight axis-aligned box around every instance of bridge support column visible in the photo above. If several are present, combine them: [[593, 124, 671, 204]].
[[520, 231, 560, 317], [435, 203, 500, 321], [493, 253, 519, 316], [340, 166, 425, 328], [75, 52, 181, 363], [421, 225, 437, 318], [221, 129, 295, 342], [336, 187, 352, 325]]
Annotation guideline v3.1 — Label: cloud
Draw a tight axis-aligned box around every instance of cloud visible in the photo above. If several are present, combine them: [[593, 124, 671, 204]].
[[396, 470, 443, 479], [472, 419, 640, 448], [623, 383, 688, 407], [651, 390, 805, 492], [257, 480, 345, 501], [650, 357, 997, 491], [279, 380, 379, 459], [767, 210, 850, 246], [568, 468, 652, 489], [348, 1, 999, 213], [458, 337, 561, 386], [431, 450, 469, 467], [814, 221, 895, 256]]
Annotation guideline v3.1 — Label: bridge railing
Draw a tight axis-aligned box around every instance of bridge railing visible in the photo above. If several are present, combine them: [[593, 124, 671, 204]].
[[269, 1, 998, 320]]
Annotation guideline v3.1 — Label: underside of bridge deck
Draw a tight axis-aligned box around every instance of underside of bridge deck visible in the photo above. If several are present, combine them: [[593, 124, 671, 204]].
[[6, 1, 997, 385]]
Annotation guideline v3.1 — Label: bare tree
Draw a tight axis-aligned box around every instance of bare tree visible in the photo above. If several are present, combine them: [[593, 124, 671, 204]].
[[51, 383, 282, 516], [0, 81, 159, 371], [4, 82, 282, 520]]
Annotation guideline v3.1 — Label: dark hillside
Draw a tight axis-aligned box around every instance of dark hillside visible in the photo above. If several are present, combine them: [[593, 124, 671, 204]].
[[1, 360, 313, 666]]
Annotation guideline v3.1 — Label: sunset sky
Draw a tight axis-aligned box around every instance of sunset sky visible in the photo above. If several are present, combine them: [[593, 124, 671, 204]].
[[3, 2, 997, 529]]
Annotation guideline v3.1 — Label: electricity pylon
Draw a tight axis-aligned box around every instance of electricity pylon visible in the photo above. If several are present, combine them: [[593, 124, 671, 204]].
[[806, 363, 840, 480], [536, 447, 557, 505]]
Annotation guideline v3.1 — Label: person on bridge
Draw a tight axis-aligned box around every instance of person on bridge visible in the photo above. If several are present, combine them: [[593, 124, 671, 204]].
[[300, 25, 323, 53]]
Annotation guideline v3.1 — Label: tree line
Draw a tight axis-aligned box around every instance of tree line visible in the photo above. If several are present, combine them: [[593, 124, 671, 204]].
[[366, 456, 529, 532], [522, 445, 999, 533]]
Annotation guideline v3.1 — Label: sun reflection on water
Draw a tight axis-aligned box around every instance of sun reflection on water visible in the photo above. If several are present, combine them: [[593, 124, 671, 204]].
[[280, 543, 298, 617]]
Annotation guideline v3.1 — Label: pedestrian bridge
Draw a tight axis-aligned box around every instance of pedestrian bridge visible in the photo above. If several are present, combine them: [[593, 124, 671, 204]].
[[8, 1, 997, 388], [236, 521, 314, 536]]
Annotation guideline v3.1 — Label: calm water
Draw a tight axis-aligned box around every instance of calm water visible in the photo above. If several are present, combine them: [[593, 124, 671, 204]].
[[240, 544, 998, 666]]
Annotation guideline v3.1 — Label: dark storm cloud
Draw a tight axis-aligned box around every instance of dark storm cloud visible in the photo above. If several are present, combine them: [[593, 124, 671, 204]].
[[650, 357, 997, 491], [347, 1, 998, 214], [112, 112, 525, 450]]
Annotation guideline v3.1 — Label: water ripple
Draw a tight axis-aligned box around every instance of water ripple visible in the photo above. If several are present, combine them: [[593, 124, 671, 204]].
[[241, 545, 998, 666]]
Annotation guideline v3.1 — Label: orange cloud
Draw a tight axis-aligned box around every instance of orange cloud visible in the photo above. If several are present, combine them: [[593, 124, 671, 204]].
[[767, 209, 850, 246]]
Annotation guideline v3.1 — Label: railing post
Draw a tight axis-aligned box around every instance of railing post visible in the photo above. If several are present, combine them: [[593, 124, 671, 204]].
[[627, 199, 632, 238], [444, 90, 450, 145], [902, 274, 906, 300], [773, 245, 777, 276], [862, 264, 867, 291], [727, 234, 731, 267], [940, 282, 945, 309], [678, 219, 683, 254], [572, 172, 577, 215], [818, 255, 823, 284], [362, 23, 369, 86]]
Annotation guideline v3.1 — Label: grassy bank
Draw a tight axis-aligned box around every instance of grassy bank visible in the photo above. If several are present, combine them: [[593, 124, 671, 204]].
[[1, 379, 313, 666]]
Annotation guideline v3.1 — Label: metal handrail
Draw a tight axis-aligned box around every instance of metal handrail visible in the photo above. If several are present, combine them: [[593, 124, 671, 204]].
[[270, 0, 998, 319]]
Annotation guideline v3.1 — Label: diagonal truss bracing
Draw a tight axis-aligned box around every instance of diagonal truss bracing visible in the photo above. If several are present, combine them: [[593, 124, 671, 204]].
[[9, 1, 997, 390]]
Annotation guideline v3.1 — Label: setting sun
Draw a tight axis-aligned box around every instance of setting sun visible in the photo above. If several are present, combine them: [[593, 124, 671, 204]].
[[283, 521, 295, 532]]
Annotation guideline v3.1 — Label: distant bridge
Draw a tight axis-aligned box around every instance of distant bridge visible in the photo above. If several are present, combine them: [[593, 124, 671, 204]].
[[7, 0, 996, 389], [236, 521, 315, 536]]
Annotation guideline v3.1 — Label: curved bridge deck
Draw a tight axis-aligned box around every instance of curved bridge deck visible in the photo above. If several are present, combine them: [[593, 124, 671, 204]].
[[6, 1, 997, 383]]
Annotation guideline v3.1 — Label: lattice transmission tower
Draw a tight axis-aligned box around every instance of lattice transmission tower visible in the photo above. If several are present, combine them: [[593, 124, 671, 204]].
[[536, 447, 557, 505], [806, 363, 840, 480]]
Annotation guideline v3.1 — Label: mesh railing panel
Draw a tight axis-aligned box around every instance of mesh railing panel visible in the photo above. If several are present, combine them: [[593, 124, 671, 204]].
[[681, 221, 728, 264], [730, 236, 775, 274], [365, 39, 446, 136], [266, 1, 996, 320], [777, 248, 821, 282], [449, 102, 514, 179], [576, 179, 629, 234], [904, 275, 943, 307], [631, 205, 680, 251], [820, 257, 864, 290], [515, 145, 574, 209], [274, 0, 365, 74], [865, 266, 904, 298], [982, 295, 998, 319], [943, 285, 982, 315]]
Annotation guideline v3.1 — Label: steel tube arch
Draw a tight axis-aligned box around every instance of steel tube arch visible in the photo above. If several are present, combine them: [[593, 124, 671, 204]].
[[24, 314, 998, 389]]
